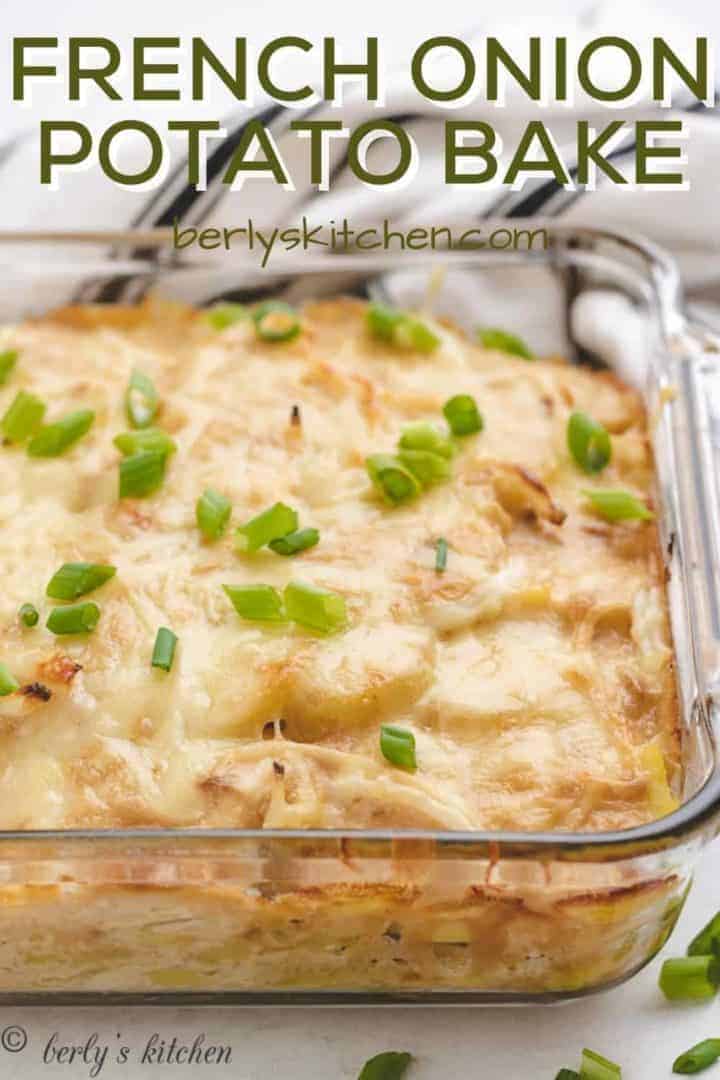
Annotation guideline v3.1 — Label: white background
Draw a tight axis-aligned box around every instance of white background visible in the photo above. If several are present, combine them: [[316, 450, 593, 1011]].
[[2, 2, 720, 1077]]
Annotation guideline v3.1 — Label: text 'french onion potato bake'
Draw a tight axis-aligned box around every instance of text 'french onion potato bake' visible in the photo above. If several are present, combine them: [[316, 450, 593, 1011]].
[[0, 297, 680, 835]]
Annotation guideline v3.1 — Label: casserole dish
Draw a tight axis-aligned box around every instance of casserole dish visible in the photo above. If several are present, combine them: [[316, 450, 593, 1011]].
[[0, 226, 717, 1003]]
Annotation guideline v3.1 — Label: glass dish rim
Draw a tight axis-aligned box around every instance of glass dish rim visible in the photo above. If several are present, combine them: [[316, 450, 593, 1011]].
[[1, 222, 716, 861]]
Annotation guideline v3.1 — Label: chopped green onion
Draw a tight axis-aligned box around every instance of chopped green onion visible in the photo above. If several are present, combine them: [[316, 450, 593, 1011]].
[[555, 1071, 581, 1080], [196, 488, 232, 541], [659, 956, 720, 1001], [236, 502, 298, 553], [27, 409, 95, 457], [119, 450, 167, 498], [398, 422, 455, 460], [19, 603, 39, 628], [673, 1039, 720, 1074], [397, 449, 451, 487], [1, 390, 46, 443], [443, 394, 483, 437], [366, 303, 439, 353], [46, 562, 116, 601], [358, 1051, 413, 1080], [580, 1049, 622, 1080], [688, 911, 720, 956], [113, 428, 177, 458], [269, 527, 320, 556], [0, 349, 18, 385], [0, 663, 19, 696], [478, 326, 534, 360], [366, 454, 421, 505], [151, 627, 177, 672], [252, 301, 302, 343], [582, 488, 654, 522], [46, 601, 101, 635], [394, 316, 440, 353], [284, 580, 347, 634], [435, 537, 448, 573], [125, 369, 159, 429], [205, 302, 248, 330], [380, 725, 417, 771], [223, 583, 286, 622], [567, 412, 612, 474]]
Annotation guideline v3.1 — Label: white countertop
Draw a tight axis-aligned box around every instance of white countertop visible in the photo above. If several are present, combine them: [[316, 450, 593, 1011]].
[[0, 843, 716, 1079]]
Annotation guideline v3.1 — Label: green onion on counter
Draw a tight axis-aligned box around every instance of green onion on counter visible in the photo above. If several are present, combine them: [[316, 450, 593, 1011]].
[[46, 562, 116, 601], [151, 627, 178, 672], [673, 1040, 720, 1075], [688, 912, 720, 957], [567, 412, 612, 474], [659, 956, 720, 1002], [380, 725, 417, 771], [46, 601, 101, 635], [357, 1051, 413, 1080], [554, 1071, 580, 1080], [1, 390, 46, 443], [196, 488, 232, 541], [580, 1050, 622, 1080]]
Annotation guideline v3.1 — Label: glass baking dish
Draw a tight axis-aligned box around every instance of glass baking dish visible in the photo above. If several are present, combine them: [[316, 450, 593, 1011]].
[[0, 226, 718, 1005]]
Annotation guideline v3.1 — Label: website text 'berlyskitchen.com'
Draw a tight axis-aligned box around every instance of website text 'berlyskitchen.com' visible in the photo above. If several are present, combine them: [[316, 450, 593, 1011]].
[[173, 217, 548, 268]]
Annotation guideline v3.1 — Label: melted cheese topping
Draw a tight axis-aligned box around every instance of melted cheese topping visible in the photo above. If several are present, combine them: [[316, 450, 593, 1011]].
[[0, 299, 680, 832]]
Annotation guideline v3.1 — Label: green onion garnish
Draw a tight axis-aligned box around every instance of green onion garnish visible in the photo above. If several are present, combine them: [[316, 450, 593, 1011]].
[[688, 911, 720, 956], [394, 316, 440, 353], [252, 301, 302, 343], [223, 583, 286, 623], [196, 488, 232, 541], [284, 580, 347, 634], [235, 502, 298, 553], [366, 454, 421, 505], [46, 601, 101, 635], [113, 428, 177, 458], [659, 955, 720, 1001], [397, 449, 451, 487], [269, 527, 320, 557], [673, 1039, 720, 1074], [554, 1071, 580, 1080], [19, 603, 39, 628], [567, 412, 612, 474], [27, 409, 95, 457], [125, 369, 159, 429], [205, 303, 248, 330], [380, 725, 417, 771], [398, 422, 454, 460], [46, 562, 116, 601], [580, 1050, 621, 1080], [1, 390, 46, 443], [478, 326, 534, 359], [119, 450, 167, 498], [0, 349, 18, 385], [582, 488, 654, 522], [0, 663, 19, 696], [358, 1051, 413, 1080], [435, 537, 448, 573], [366, 303, 439, 353], [443, 394, 483, 437], [151, 627, 177, 672]]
